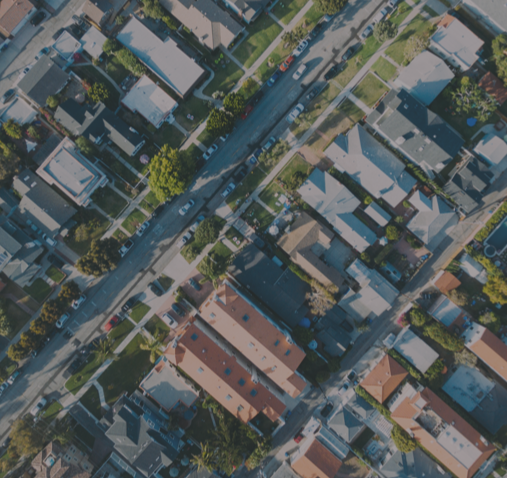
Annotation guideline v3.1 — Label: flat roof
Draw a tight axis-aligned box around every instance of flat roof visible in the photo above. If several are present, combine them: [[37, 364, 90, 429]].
[[364, 202, 391, 227], [52, 31, 81, 60], [436, 424, 483, 469], [0, 96, 36, 124], [429, 296, 462, 327], [393, 327, 439, 373], [79, 26, 107, 59]]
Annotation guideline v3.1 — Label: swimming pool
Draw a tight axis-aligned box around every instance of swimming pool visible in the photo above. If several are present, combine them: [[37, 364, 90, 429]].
[[485, 216, 507, 254]]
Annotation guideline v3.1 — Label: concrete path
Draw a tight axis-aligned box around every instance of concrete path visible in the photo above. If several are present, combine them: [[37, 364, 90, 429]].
[[220, 47, 246, 71], [347, 93, 373, 114], [172, 120, 190, 137], [193, 65, 223, 105]]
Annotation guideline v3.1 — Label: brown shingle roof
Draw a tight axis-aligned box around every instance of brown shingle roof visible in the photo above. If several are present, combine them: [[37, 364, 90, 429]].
[[0, 0, 34, 36], [434, 271, 461, 294], [479, 72, 507, 106], [360, 355, 408, 403], [291, 438, 342, 478], [32, 442, 63, 473], [468, 327, 507, 383]]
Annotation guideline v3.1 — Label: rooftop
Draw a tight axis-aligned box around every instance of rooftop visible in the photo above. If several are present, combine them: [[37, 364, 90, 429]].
[[361, 354, 408, 403], [327, 407, 364, 443], [52, 30, 81, 61], [393, 327, 439, 374], [474, 134, 507, 178], [0, 96, 37, 125], [433, 270, 461, 294], [291, 436, 342, 478], [0, 0, 34, 35], [364, 202, 391, 227], [79, 26, 107, 59], [428, 295, 463, 327], [380, 448, 451, 478], [459, 253, 488, 284]]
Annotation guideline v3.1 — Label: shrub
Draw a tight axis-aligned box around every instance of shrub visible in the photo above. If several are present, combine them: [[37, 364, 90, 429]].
[[316, 370, 330, 383], [388, 349, 422, 380], [424, 322, 464, 351], [391, 425, 417, 452], [386, 225, 401, 242], [409, 307, 429, 327]]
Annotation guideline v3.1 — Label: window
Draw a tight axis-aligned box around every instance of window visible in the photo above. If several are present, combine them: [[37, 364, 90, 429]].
[[210, 313, 215, 318], [225, 368, 231, 376], [274, 340, 280, 346], [243, 314, 249, 322], [250, 389, 258, 397], [237, 405, 244, 411], [226, 395, 232, 401], [248, 342, 254, 348], [285, 350, 291, 356], [191, 333, 198, 341], [197, 367, 204, 374], [238, 378, 246, 386]]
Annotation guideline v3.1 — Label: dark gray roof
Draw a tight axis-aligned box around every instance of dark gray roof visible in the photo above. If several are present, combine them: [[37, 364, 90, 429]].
[[3, 245, 43, 287], [55, 99, 144, 156], [33, 135, 65, 166], [316, 327, 350, 357], [345, 394, 375, 420], [225, 0, 270, 21], [18, 56, 70, 106], [381, 449, 450, 478], [470, 381, 507, 434], [328, 407, 364, 443], [0, 223, 22, 256], [366, 89, 464, 169], [0, 188, 19, 212]]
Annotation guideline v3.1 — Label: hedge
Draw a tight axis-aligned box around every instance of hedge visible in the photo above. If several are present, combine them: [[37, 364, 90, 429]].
[[374, 243, 394, 265], [328, 167, 373, 205], [355, 385, 393, 421], [387, 349, 422, 380]]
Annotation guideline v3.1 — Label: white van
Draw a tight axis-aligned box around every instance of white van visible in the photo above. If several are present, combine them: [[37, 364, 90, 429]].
[[56, 312, 70, 329]]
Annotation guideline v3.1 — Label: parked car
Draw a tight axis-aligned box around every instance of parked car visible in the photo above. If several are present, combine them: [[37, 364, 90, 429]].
[[72, 295, 86, 310], [360, 24, 373, 40], [341, 46, 355, 62], [149, 282, 163, 297], [105, 315, 120, 332], [234, 166, 247, 182], [55, 312, 70, 329], [267, 71, 281, 87], [188, 278, 201, 291], [42, 234, 57, 246], [190, 215, 205, 233], [30, 11, 46, 26], [253, 148, 263, 160], [35, 47, 49, 60], [262, 136, 277, 151], [52, 27, 65, 40], [31, 342, 45, 357], [250, 90, 264, 106], [221, 183, 236, 198], [279, 55, 295, 72], [7, 371, 20, 386], [220, 134, 229, 142], [171, 303, 185, 317], [241, 104, 254, 120], [70, 359, 81, 372], [388, 0, 400, 7], [0, 383, 8, 394], [177, 232, 192, 248], [162, 313, 178, 329], [18, 65, 32, 80], [338, 381, 350, 396], [293, 40, 308, 57], [30, 397, 47, 416], [286, 103, 304, 123], [347, 370, 357, 382], [47, 253, 64, 269], [306, 86, 320, 100], [310, 22, 324, 39], [152, 203, 165, 217], [294, 427, 304, 443], [2, 437, 11, 449], [178, 199, 195, 216], [293, 64, 307, 80], [0, 89, 15, 104], [372, 8, 389, 24], [136, 221, 150, 236], [119, 239, 134, 257], [320, 402, 334, 418], [203, 144, 218, 160], [325, 64, 340, 81], [122, 297, 136, 312]]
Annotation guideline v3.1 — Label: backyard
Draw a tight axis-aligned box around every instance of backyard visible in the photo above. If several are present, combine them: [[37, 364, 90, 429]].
[[90, 186, 128, 218], [371, 57, 398, 82], [352, 73, 389, 108], [129, 302, 151, 323], [271, 0, 309, 24], [145, 315, 172, 342], [152, 124, 186, 150], [23, 279, 52, 303], [242, 201, 275, 231], [65, 209, 111, 256], [103, 56, 130, 85], [71, 65, 120, 110], [80, 385, 102, 420], [45, 265, 65, 284], [121, 208, 148, 235]]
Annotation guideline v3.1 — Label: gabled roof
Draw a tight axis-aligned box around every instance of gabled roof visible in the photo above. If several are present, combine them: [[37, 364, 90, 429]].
[[327, 407, 363, 443], [361, 355, 408, 403], [433, 270, 461, 294], [393, 327, 439, 374], [0, 0, 34, 35], [479, 72, 507, 105], [381, 449, 451, 478], [223, 0, 270, 22], [428, 294, 463, 328], [291, 437, 342, 478], [474, 134, 507, 177], [459, 253, 488, 284]]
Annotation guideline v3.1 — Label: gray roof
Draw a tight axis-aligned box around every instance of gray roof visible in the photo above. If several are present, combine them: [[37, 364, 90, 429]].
[[18, 55, 70, 107], [381, 449, 451, 478], [470, 378, 507, 434], [393, 327, 439, 374], [270, 462, 302, 478], [367, 89, 464, 170], [462, 0, 507, 32], [327, 407, 364, 443], [364, 202, 391, 227], [223, 0, 270, 22], [345, 394, 375, 420], [0, 188, 19, 213], [316, 327, 350, 357], [0, 224, 22, 256]]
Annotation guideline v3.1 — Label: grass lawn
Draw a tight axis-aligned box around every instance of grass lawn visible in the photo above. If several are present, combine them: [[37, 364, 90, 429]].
[[145, 315, 171, 342], [209, 241, 232, 260], [255, 39, 290, 82], [23, 279, 52, 303], [186, 143, 204, 163], [182, 215, 226, 263], [371, 57, 397, 82], [233, 17, 283, 68], [422, 5, 439, 17], [271, 0, 309, 24], [91, 186, 128, 218], [352, 73, 389, 108], [385, 15, 434, 65], [80, 385, 102, 420], [225, 226, 244, 245], [186, 402, 215, 444], [65, 352, 105, 395], [174, 96, 211, 132], [74, 424, 95, 450], [42, 400, 63, 421], [243, 201, 275, 231], [130, 302, 151, 323], [121, 208, 148, 235], [141, 190, 161, 214], [114, 180, 138, 199], [294, 4, 323, 31], [108, 319, 135, 351], [98, 334, 152, 406], [158, 274, 174, 291], [152, 124, 186, 149], [113, 229, 128, 243], [389, 2, 413, 26], [45, 265, 65, 284], [65, 209, 110, 256], [104, 56, 130, 85], [203, 61, 244, 96], [226, 167, 267, 210], [71, 65, 120, 110], [197, 128, 216, 148]]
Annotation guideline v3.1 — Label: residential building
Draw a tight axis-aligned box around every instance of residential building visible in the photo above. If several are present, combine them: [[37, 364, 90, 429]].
[[0, 188, 19, 215], [32, 442, 91, 478], [429, 15, 484, 71], [18, 55, 70, 107], [380, 448, 451, 478], [327, 407, 365, 443], [55, 99, 145, 156], [361, 354, 408, 403], [364, 202, 391, 226], [393, 327, 439, 374], [117, 17, 206, 98], [407, 191, 458, 252], [82, 0, 128, 26], [13, 169, 77, 238], [366, 89, 464, 177], [36, 137, 108, 207], [479, 72, 507, 105], [444, 157, 493, 214], [291, 436, 343, 478], [222, 0, 270, 23], [474, 134, 507, 178], [428, 295, 466, 329], [433, 270, 461, 294], [271, 462, 303, 478], [394, 51, 454, 106], [121, 75, 178, 129], [461, 0, 507, 36], [325, 124, 416, 209], [459, 253, 488, 284], [339, 259, 399, 322], [316, 326, 350, 357], [0, 0, 36, 38], [1, 96, 37, 125], [199, 280, 307, 397], [299, 169, 377, 253], [79, 27, 107, 59], [277, 212, 344, 287], [52, 31, 82, 66], [160, 0, 244, 50], [390, 386, 495, 478], [165, 320, 287, 424]]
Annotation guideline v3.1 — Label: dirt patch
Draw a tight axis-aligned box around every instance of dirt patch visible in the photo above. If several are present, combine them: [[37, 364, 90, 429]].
[[298, 145, 332, 171], [337, 455, 369, 478]]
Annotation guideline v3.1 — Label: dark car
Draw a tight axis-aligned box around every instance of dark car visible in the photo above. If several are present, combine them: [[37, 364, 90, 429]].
[[250, 90, 264, 105], [1, 89, 15, 104], [325, 64, 340, 81], [47, 253, 65, 269], [149, 283, 163, 297], [341, 46, 355, 62], [122, 297, 136, 312], [2, 437, 11, 449], [234, 166, 247, 182], [52, 27, 65, 40], [70, 359, 81, 372], [44, 328, 58, 343], [310, 22, 324, 39], [253, 148, 263, 160], [267, 71, 281, 87], [152, 203, 165, 217], [31, 342, 45, 358], [188, 278, 201, 291], [171, 303, 185, 317], [320, 402, 334, 418], [30, 11, 46, 26], [306, 86, 320, 100]]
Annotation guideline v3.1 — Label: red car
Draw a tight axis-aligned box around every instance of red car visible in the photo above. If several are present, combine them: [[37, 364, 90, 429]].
[[105, 315, 120, 332], [279, 55, 295, 72], [241, 104, 253, 120], [294, 427, 304, 443]]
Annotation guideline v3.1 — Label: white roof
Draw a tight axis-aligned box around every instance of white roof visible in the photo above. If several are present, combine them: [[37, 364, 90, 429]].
[[122, 75, 178, 127], [79, 26, 107, 59], [0, 97, 36, 124], [474, 134, 507, 177], [436, 424, 483, 469], [364, 202, 391, 227], [394, 51, 454, 106], [52, 31, 81, 61], [393, 327, 439, 373], [429, 295, 462, 327], [117, 17, 205, 98], [460, 253, 488, 284]]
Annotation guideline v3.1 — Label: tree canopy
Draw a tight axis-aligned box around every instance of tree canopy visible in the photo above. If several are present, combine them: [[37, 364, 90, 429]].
[[391, 425, 417, 453], [88, 82, 109, 103], [206, 108, 235, 137], [76, 238, 121, 277], [3, 119, 22, 139], [373, 21, 397, 43], [313, 0, 347, 15], [404, 34, 429, 64], [492, 34, 507, 86], [223, 92, 246, 118], [0, 139, 20, 182], [450, 77, 496, 122], [424, 322, 463, 351], [195, 217, 221, 244], [484, 275, 507, 305]]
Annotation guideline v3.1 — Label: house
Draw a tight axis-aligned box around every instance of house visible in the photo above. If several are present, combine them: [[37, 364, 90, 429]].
[[407, 191, 458, 252], [428, 295, 466, 328], [380, 448, 451, 478], [316, 326, 350, 357], [390, 386, 495, 478], [139, 356, 199, 412], [13, 169, 77, 238], [82, 0, 128, 26], [459, 253, 488, 284], [52, 31, 82, 66], [0, 188, 19, 215], [165, 320, 287, 424], [36, 137, 108, 207], [160, 0, 244, 50], [474, 134, 507, 178], [299, 169, 377, 253], [55, 99, 145, 156], [366, 89, 464, 177], [394, 51, 454, 106], [364, 202, 391, 227], [277, 212, 344, 287], [79, 27, 107, 59], [121, 75, 178, 129], [199, 280, 307, 397], [360, 354, 408, 403], [444, 157, 494, 214], [117, 17, 206, 98], [393, 327, 439, 374], [32, 442, 91, 478], [0, 0, 36, 38], [327, 407, 365, 443], [429, 15, 484, 71], [0, 97, 37, 125], [272, 462, 304, 478], [461, 0, 507, 36], [339, 259, 399, 322], [433, 270, 461, 294], [222, 0, 270, 23], [325, 125, 417, 209], [479, 72, 507, 105], [462, 323, 507, 384], [291, 436, 343, 478], [18, 55, 70, 107]]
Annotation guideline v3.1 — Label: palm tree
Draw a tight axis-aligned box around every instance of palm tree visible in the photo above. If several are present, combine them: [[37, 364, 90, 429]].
[[191, 443, 215, 471], [140, 336, 163, 363], [213, 417, 243, 474], [96, 338, 114, 361]]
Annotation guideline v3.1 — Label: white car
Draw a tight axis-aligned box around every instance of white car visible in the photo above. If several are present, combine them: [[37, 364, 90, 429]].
[[360, 24, 373, 40], [7, 371, 20, 385], [203, 144, 218, 160], [72, 294, 86, 310], [178, 199, 195, 216], [262, 136, 277, 152], [286, 103, 305, 123], [42, 234, 57, 247], [190, 215, 205, 233], [338, 381, 351, 396], [162, 313, 179, 329], [136, 221, 150, 236], [119, 239, 134, 257], [30, 397, 47, 416], [293, 40, 308, 57], [220, 135, 229, 142], [293, 64, 307, 81], [372, 8, 388, 24], [18, 65, 32, 80], [177, 232, 192, 248], [221, 183, 236, 198], [387, 0, 400, 8], [55, 312, 70, 329]]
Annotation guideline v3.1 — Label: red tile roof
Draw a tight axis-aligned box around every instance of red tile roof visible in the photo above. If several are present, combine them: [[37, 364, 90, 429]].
[[0, 0, 34, 35], [434, 271, 461, 294], [291, 438, 342, 478], [360, 355, 408, 403]]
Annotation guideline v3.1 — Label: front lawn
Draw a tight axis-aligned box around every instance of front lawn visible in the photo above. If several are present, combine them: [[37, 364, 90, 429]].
[[42, 400, 63, 421], [45, 265, 65, 284], [225, 226, 244, 245], [145, 315, 171, 342], [209, 241, 232, 260], [389, 2, 412, 26], [65, 352, 105, 395], [2, 299, 32, 339], [203, 58, 244, 96], [271, 0, 310, 24], [173, 96, 211, 132], [294, 4, 323, 31], [65, 209, 111, 256], [113, 229, 128, 243], [141, 189, 161, 214], [104, 56, 130, 85], [255, 38, 291, 82], [352, 73, 389, 108], [371, 57, 397, 82], [121, 208, 148, 235], [233, 17, 283, 68], [243, 201, 275, 231], [197, 128, 216, 148], [97, 334, 153, 406], [152, 124, 186, 149], [80, 385, 102, 420], [23, 279, 52, 303], [226, 167, 267, 210], [108, 318, 135, 351], [130, 302, 151, 323], [91, 186, 128, 218]]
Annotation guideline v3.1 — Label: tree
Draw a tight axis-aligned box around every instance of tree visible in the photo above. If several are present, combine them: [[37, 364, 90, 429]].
[[213, 416, 244, 474], [191, 443, 215, 471], [479, 310, 500, 333], [51, 419, 75, 446], [115, 15, 126, 25], [0, 311, 13, 337], [96, 338, 115, 361], [424, 359, 445, 382], [102, 38, 119, 55], [391, 425, 417, 453], [163, 16, 178, 30], [451, 77, 496, 121], [316, 370, 330, 383], [484, 275, 507, 305], [27, 126, 41, 140], [282, 26, 307, 49], [30, 316, 53, 336], [424, 322, 463, 351], [246, 439, 271, 470], [409, 307, 429, 327], [197, 254, 228, 282], [206, 108, 235, 137], [313, 0, 347, 15], [9, 418, 43, 456], [395, 216, 404, 224], [292, 326, 314, 345], [306, 287, 334, 316], [0, 140, 20, 182], [19, 331, 38, 351], [140, 336, 163, 363], [454, 348, 477, 368], [59, 281, 81, 303], [195, 218, 221, 245], [285, 171, 306, 191], [88, 82, 109, 103], [492, 34, 507, 86], [223, 92, 245, 118], [40, 299, 64, 324], [141, 0, 165, 19], [116, 48, 147, 76], [149, 145, 193, 201], [7, 342, 28, 361], [3, 119, 22, 139], [357, 322, 370, 333], [373, 21, 398, 43], [76, 238, 121, 277], [75, 136, 97, 158], [360, 252, 371, 264], [448, 288, 469, 307], [404, 34, 430, 64], [386, 225, 401, 242], [242, 77, 258, 97], [46, 95, 59, 109]]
